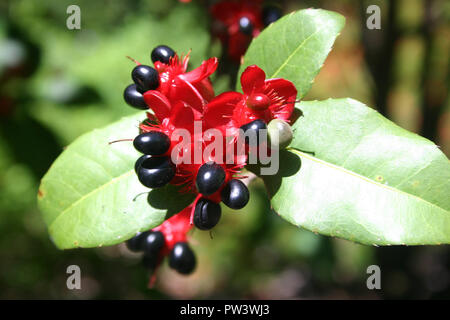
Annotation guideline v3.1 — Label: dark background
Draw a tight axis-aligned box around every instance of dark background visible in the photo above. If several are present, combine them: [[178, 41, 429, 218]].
[[0, 0, 449, 299]]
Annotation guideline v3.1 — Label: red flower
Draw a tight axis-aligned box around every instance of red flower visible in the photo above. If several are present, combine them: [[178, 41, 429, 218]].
[[147, 205, 193, 287], [154, 53, 218, 103], [140, 93, 246, 198], [168, 136, 247, 200], [143, 86, 204, 123], [204, 65, 297, 135], [153, 205, 193, 256], [210, 0, 264, 61]]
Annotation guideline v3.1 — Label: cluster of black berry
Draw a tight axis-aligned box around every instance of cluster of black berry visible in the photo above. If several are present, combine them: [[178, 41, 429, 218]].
[[193, 162, 250, 231], [123, 45, 175, 110], [238, 5, 282, 36], [126, 230, 196, 275], [122, 46, 198, 276], [133, 132, 174, 188], [124, 46, 178, 190], [192, 120, 273, 232]]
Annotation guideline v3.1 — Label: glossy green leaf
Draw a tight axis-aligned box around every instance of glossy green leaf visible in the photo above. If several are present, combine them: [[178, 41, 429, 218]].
[[38, 113, 195, 249], [262, 98, 450, 245], [238, 9, 345, 97]]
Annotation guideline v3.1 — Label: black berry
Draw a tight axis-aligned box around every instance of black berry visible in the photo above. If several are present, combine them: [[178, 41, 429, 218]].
[[151, 45, 176, 64], [123, 84, 147, 109], [240, 119, 267, 146], [137, 156, 175, 188], [131, 65, 160, 92], [141, 231, 165, 269], [195, 162, 226, 195], [135, 155, 151, 173], [169, 242, 196, 275], [193, 198, 222, 230], [221, 179, 250, 210], [133, 131, 171, 155], [142, 231, 165, 254], [262, 5, 282, 26], [125, 231, 149, 252], [239, 16, 253, 35], [142, 253, 158, 270]]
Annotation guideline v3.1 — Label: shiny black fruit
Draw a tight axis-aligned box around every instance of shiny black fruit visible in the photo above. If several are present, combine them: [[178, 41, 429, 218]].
[[151, 45, 176, 64], [131, 65, 159, 92], [137, 156, 175, 188], [142, 231, 165, 254], [123, 84, 147, 109], [262, 5, 282, 26], [142, 253, 158, 270], [240, 119, 267, 146], [195, 162, 226, 195], [135, 155, 151, 173], [193, 198, 222, 230], [125, 231, 149, 252], [141, 231, 165, 269], [169, 242, 196, 275], [133, 131, 171, 155], [221, 179, 250, 210], [239, 16, 253, 35]]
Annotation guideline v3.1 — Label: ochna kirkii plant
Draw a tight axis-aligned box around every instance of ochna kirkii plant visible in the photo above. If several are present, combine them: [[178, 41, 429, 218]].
[[37, 9, 450, 285]]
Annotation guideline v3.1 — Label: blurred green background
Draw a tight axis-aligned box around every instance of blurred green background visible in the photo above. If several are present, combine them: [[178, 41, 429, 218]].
[[0, 0, 449, 299]]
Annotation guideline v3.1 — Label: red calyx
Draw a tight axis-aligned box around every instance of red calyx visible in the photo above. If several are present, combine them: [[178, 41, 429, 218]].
[[204, 64, 297, 134], [153, 205, 193, 256], [210, 0, 264, 61], [153, 53, 218, 104]]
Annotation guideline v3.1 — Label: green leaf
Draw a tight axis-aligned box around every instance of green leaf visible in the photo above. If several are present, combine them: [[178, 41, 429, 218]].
[[238, 9, 345, 97], [262, 98, 450, 245], [38, 113, 195, 249]]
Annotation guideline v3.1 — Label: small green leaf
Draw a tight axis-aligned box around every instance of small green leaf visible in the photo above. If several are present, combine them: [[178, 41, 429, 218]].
[[38, 113, 195, 249], [262, 98, 450, 245], [238, 9, 345, 97]]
